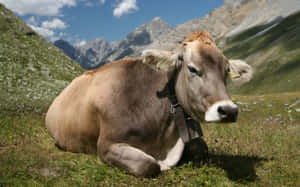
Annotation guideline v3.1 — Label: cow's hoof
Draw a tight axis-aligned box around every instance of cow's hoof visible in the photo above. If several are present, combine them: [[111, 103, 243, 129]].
[[97, 157, 104, 165], [135, 161, 161, 178], [55, 142, 65, 151]]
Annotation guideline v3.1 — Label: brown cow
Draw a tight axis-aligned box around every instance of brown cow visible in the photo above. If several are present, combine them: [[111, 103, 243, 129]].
[[45, 31, 252, 177]]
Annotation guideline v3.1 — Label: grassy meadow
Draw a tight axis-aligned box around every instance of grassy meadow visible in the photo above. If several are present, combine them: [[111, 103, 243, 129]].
[[1, 92, 300, 186]]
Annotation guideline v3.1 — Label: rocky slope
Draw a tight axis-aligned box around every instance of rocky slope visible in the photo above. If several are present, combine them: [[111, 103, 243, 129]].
[[226, 0, 300, 37], [0, 3, 83, 114], [76, 37, 112, 68], [54, 39, 96, 69]]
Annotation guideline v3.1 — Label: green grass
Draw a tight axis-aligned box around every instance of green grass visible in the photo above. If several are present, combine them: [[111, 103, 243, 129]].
[[0, 3, 83, 114], [230, 54, 300, 94], [1, 92, 300, 186], [220, 11, 300, 95], [219, 25, 266, 51]]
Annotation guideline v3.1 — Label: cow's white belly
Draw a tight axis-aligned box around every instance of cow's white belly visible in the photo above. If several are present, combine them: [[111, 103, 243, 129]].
[[158, 138, 185, 171]]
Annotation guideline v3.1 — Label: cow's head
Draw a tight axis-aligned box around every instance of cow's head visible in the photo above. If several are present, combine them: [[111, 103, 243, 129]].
[[142, 31, 252, 123]]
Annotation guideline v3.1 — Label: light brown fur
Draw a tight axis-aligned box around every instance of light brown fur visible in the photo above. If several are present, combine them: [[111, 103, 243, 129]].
[[183, 31, 214, 44], [84, 58, 137, 75]]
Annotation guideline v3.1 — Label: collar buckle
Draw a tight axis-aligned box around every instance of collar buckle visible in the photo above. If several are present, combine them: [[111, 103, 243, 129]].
[[170, 103, 180, 114]]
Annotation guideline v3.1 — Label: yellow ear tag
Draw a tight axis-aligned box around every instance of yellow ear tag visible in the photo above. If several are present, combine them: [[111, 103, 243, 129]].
[[230, 73, 241, 79]]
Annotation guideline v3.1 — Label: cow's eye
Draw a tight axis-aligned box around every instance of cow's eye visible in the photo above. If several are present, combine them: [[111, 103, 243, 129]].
[[225, 65, 230, 77], [226, 66, 230, 73], [188, 65, 202, 77]]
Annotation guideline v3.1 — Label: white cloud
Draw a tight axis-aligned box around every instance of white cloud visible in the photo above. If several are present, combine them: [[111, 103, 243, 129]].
[[99, 0, 105, 4], [42, 18, 67, 29], [58, 32, 66, 37], [29, 25, 54, 37], [0, 0, 76, 16], [27, 16, 37, 26], [27, 18, 67, 42], [75, 40, 87, 46], [50, 36, 59, 42], [113, 0, 138, 18]]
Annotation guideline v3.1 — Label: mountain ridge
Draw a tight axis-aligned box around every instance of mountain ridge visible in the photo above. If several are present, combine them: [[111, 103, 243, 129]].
[[55, 17, 173, 69], [54, 0, 300, 69]]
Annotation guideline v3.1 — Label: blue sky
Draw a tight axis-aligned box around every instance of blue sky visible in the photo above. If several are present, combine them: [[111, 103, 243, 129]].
[[0, 0, 224, 45]]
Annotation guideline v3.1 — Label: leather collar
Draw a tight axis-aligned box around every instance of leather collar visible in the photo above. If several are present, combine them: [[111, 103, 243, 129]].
[[166, 69, 203, 144]]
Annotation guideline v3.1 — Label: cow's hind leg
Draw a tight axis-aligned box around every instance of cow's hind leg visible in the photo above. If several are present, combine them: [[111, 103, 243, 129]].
[[101, 143, 160, 177]]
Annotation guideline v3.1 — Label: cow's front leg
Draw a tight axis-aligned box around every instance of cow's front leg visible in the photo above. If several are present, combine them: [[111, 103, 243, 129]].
[[101, 143, 160, 177]]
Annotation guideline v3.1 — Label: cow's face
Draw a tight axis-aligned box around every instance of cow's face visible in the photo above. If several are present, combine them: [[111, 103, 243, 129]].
[[142, 31, 252, 123]]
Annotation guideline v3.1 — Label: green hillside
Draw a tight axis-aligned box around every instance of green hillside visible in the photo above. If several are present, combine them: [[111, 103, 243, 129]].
[[0, 4, 83, 114], [221, 11, 300, 95]]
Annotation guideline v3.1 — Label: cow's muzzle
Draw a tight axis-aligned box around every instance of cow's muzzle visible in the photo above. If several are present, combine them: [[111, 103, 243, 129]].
[[205, 100, 238, 122]]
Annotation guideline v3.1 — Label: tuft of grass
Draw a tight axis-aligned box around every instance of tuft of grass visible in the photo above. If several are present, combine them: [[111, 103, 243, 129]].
[[1, 92, 300, 186]]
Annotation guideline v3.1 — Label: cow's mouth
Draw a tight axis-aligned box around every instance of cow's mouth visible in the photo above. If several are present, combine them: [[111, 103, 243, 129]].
[[204, 100, 238, 123]]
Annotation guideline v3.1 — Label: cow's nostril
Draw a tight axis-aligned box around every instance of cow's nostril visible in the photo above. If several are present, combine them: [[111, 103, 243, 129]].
[[217, 106, 238, 122], [217, 106, 226, 116]]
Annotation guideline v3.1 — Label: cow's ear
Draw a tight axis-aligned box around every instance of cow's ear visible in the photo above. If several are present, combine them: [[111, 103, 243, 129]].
[[142, 49, 182, 72], [229, 59, 253, 83]]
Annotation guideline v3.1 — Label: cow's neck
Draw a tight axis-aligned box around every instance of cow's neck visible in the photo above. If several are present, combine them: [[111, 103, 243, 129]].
[[161, 70, 203, 144]]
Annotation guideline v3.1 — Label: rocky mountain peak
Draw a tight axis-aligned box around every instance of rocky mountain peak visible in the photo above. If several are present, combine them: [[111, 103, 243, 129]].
[[152, 16, 162, 22], [224, 0, 250, 8], [54, 39, 78, 60], [79, 37, 109, 51], [146, 17, 173, 39], [128, 17, 172, 42]]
